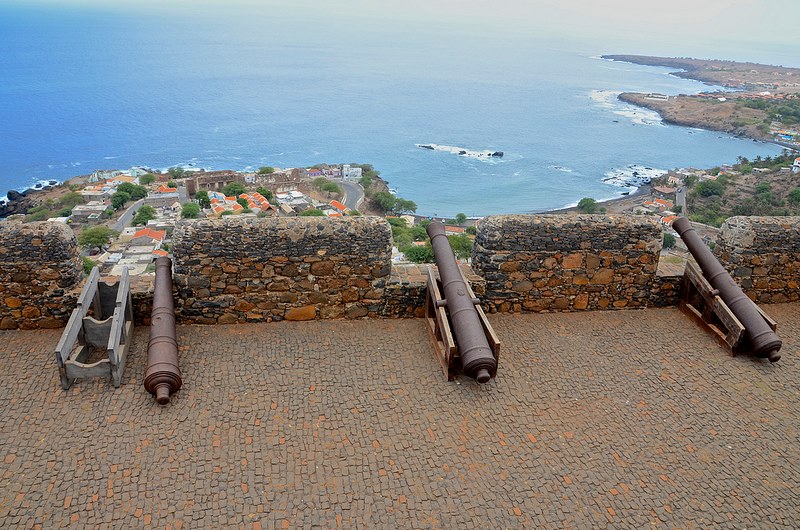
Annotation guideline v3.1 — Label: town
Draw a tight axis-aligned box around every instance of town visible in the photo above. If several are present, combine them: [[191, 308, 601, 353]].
[[7, 162, 476, 278]]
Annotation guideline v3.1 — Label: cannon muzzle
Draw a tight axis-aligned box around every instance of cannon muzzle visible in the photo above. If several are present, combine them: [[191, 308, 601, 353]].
[[144, 257, 183, 403], [672, 217, 781, 361], [427, 221, 497, 381]]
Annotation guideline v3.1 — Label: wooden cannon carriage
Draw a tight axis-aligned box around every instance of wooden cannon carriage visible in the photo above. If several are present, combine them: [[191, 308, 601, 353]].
[[55, 267, 134, 389]]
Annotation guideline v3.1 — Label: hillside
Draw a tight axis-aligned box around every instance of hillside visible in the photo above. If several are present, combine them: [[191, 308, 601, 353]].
[[653, 152, 800, 227]]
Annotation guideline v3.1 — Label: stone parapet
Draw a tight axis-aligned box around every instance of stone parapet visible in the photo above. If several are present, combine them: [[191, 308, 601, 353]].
[[715, 216, 800, 304], [472, 214, 662, 312], [172, 216, 392, 323], [380, 263, 484, 318], [0, 220, 83, 329]]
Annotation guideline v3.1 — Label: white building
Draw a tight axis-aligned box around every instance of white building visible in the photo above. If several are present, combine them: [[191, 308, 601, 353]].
[[793, 157, 800, 174], [342, 164, 363, 180]]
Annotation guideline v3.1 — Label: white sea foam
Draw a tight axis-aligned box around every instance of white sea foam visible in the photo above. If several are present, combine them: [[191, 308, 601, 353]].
[[588, 90, 663, 126], [602, 164, 666, 188], [548, 165, 573, 173], [415, 143, 504, 161]]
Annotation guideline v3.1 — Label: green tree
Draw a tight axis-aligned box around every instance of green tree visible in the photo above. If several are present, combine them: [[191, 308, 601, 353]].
[[696, 180, 724, 197], [181, 203, 201, 219], [59, 191, 84, 208], [117, 182, 147, 200], [466, 226, 477, 235], [403, 245, 435, 263], [222, 182, 246, 197], [139, 173, 157, 185], [257, 166, 275, 174], [321, 181, 341, 195], [577, 197, 598, 213], [300, 208, 325, 216], [663, 233, 676, 248], [454, 213, 467, 225], [447, 234, 473, 260], [393, 198, 417, 214], [132, 205, 156, 226], [111, 191, 131, 210], [787, 187, 800, 206], [313, 177, 329, 190], [359, 175, 373, 188], [167, 167, 185, 178], [195, 190, 211, 209], [78, 226, 117, 249], [372, 191, 396, 213], [347, 209, 362, 216], [166, 180, 177, 189], [83, 257, 97, 275], [256, 187, 273, 200]]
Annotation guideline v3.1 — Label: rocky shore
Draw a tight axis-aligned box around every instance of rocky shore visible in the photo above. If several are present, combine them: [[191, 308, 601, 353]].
[[604, 54, 800, 149]]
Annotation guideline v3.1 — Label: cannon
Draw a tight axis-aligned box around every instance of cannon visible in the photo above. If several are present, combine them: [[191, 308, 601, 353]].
[[426, 221, 499, 382], [672, 217, 781, 362], [144, 257, 183, 404]]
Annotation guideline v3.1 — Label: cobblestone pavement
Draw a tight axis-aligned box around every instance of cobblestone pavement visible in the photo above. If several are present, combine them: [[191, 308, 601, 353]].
[[1, 305, 798, 529]]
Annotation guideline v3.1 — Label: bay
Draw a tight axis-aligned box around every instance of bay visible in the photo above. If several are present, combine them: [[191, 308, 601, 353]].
[[0, 5, 791, 216]]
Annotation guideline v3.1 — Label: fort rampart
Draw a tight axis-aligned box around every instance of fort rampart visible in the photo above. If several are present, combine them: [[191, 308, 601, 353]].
[[0, 219, 82, 329], [172, 217, 393, 323], [2, 214, 797, 328], [714, 216, 800, 304], [472, 215, 665, 312]]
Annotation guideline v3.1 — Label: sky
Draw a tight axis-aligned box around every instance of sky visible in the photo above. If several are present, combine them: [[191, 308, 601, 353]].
[[2, 0, 799, 63]]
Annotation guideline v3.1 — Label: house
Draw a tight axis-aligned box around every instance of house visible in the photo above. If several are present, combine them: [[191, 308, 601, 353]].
[[306, 168, 323, 178], [342, 164, 363, 180], [130, 228, 166, 246], [71, 201, 109, 222], [667, 175, 683, 186], [793, 158, 800, 174], [107, 175, 138, 187], [329, 200, 349, 213]]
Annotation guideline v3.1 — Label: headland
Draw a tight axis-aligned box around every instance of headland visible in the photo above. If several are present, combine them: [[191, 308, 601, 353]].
[[602, 55, 800, 147]]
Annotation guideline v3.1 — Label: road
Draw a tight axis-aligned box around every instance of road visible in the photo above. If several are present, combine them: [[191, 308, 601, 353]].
[[339, 180, 364, 211], [676, 187, 687, 216], [113, 198, 144, 232]]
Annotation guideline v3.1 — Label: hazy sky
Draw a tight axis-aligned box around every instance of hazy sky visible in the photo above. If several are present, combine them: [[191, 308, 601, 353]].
[[3, 0, 799, 58]]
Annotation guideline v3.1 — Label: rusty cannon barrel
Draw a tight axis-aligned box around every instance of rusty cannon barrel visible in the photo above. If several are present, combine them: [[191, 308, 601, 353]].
[[144, 257, 183, 404], [672, 217, 781, 362], [427, 221, 497, 382]]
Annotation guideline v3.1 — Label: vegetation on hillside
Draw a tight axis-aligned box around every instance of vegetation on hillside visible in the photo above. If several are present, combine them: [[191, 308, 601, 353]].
[[388, 218, 473, 263], [25, 191, 85, 221], [681, 151, 800, 227]]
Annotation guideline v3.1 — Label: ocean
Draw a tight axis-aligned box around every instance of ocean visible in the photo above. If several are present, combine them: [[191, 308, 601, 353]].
[[1, 5, 796, 217]]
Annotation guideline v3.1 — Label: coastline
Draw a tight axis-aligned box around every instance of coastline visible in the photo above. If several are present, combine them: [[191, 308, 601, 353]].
[[536, 184, 652, 215], [601, 54, 800, 151]]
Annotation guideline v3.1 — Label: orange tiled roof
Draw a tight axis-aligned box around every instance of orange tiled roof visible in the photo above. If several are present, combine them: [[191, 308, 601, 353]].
[[153, 249, 168, 257], [329, 200, 347, 212], [132, 228, 166, 241]]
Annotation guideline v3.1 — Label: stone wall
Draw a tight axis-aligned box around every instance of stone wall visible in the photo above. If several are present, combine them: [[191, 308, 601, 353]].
[[715, 216, 800, 304], [172, 216, 392, 323], [472, 214, 663, 312], [0, 219, 82, 329]]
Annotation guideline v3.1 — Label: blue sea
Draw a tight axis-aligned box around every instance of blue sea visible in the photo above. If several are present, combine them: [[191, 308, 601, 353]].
[[1, 4, 797, 217]]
